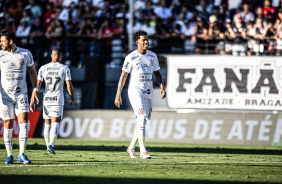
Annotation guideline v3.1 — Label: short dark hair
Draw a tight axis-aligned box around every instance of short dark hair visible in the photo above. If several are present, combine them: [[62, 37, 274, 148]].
[[135, 30, 148, 42], [52, 47, 63, 56], [1, 29, 16, 43]]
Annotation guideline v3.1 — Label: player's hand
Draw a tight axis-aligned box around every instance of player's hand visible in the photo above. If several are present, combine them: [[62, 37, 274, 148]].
[[70, 99, 75, 109], [161, 88, 166, 99], [115, 96, 122, 108], [30, 100, 35, 112], [33, 91, 39, 105]]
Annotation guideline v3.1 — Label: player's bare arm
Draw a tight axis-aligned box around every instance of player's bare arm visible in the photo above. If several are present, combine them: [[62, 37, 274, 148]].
[[28, 64, 39, 112], [115, 71, 129, 108], [154, 70, 166, 99], [66, 80, 75, 108], [37, 80, 43, 90]]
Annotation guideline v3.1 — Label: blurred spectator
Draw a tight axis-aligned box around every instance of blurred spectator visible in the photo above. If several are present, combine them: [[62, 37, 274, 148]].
[[126, 17, 142, 34], [58, 2, 78, 23], [8, 0, 23, 24], [240, 3, 255, 23], [224, 18, 234, 54], [25, 0, 42, 18], [97, 19, 113, 59], [211, 6, 225, 24], [230, 13, 247, 56], [78, 3, 95, 21], [20, 9, 34, 26], [195, 17, 208, 54], [140, 0, 154, 18], [2, 12, 17, 32], [266, 21, 276, 55], [96, 0, 113, 20], [153, 0, 172, 20], [263, 0, 277, 23], [255, 6, 264, 19], [246, 20, 256, 55], [208, 15, 225, 54], [275, 23, 282, 55], [92, 0, 104, 10], [134, 0, 146, 17], [253, 17, 266, 55], [16, 19, 32, 47], [196, 0, 212, 22], [181, 20, 197, 53], [62, 0, 79, 7], [44, 2, 57, 30], [76, 18, 98, 67], [66, 21, 79, 66], [49, 0, 64, 7], [227, 0, 242, 22], [29, 17, 46, 66], [274, 9, 282, 29], [45, 19, 65, 52], [140, 17, 156, 36]]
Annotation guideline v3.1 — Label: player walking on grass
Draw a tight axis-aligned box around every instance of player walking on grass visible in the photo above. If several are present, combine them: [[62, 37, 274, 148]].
[[37, 47, 74, 155], [115, 30, 166, 159], [0, 29, 39, 164]]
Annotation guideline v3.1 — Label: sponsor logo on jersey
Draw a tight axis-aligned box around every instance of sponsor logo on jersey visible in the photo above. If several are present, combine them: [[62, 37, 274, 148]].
[[136, 62, 141, 65], [20, 98, 27, 104], [138, 108, 145, 115], [46, 67, 60, 71], [16, 87, 21, 93], [2, 110, 8, 117], [3, 61, 8, 63], [11, 62, 16, 66], [45, 96, 58, 101], [48, 72, 59, 75], [18, 58, 25, 66]]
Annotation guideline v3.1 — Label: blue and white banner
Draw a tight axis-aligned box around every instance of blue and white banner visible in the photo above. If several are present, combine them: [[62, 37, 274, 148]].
[[167, 56, 282, 110]]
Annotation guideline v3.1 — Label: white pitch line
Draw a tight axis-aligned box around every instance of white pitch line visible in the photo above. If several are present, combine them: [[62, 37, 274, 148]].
[[0, 161, 282, 168]]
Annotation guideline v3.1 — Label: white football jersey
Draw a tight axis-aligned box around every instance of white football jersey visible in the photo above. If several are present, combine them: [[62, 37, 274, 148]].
[[0, 47, 34, 100], [122, 50, 160, 99], [38, 62, 71, 105]]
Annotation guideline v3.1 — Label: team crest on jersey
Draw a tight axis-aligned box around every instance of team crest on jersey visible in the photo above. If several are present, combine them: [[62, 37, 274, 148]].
[[2, 110, 8, 117], [18, 58, 25, 66], [138, 108, 145, 115], [149, 59, 154, 66]]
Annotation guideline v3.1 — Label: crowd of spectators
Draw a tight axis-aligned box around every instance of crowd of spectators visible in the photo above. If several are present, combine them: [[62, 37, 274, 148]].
[[0, 0, 282, 67]]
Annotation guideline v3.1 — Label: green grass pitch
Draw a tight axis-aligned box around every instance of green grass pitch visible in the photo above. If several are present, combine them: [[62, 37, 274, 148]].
[[0, 138, 281, 184]]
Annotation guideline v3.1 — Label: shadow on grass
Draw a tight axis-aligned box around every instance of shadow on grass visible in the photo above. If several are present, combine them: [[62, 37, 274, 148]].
[[22, 144, 282, 155], [0, 175, 280, 184]]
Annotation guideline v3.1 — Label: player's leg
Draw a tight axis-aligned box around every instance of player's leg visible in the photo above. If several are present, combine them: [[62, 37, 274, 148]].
[[15, 95, 31, 164], [44, 119, 51, 148], [16, 112, 31, 164], [43, 105, 51, 149], [139, 98, 152, 159], [47, 105, 63, 154], [129, 95, 150, 158], [2, 100, 15, 164]]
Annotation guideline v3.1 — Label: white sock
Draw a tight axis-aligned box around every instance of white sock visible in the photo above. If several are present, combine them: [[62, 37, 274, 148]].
[[4, 128, 13, 156], [49, 122, 59, 147], [44, 123, 51, 148], [128, 123, 138, 150], [137, 117, 146, 153], [19, 123, 28, 155]]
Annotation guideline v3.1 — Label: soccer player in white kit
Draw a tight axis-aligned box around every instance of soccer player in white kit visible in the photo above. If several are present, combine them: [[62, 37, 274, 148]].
[[0, 29, 39, 164], [37, 47, 75, 154], [115, 30, 166, 159]]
